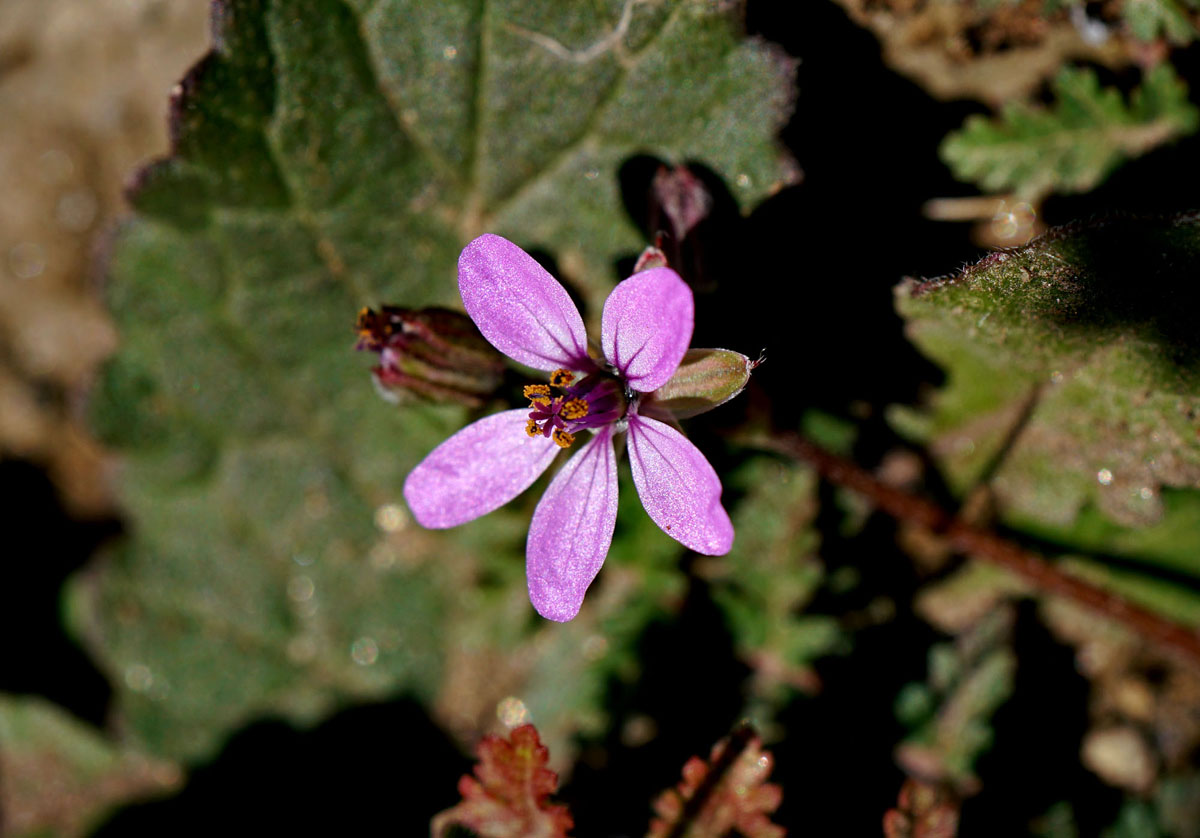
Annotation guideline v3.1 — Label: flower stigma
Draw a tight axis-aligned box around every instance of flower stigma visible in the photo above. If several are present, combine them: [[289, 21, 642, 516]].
[[524, 368, 625, 449]]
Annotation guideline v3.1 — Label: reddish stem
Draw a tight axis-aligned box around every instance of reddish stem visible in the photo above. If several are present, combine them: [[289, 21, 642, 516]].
[[662, 723, 757, 838], [758, 432, 1200, 670]]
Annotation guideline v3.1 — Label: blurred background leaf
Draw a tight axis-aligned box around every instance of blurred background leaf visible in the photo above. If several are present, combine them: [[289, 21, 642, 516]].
[[702, 457, 846, 730], [0, 694, 180, 838], [895, 606, 1016, 793], [1124, 0, 1200, 43], [831, 1, 1200, 249], [941, 65, 1199, 203], [830, 0, 1132, 106], [0, 0, 209, 515]]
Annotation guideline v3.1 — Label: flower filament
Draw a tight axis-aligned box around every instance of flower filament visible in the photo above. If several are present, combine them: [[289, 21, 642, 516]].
[[525, 369, 624, 448]]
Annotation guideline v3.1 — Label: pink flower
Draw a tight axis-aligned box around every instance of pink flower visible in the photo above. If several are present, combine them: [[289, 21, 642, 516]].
[[404, 234, 734, 622]]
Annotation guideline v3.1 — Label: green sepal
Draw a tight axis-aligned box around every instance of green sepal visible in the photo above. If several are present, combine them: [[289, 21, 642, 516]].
[[643, 348, 753, 420]]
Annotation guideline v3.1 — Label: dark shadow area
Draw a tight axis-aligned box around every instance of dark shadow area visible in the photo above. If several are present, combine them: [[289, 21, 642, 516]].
[[766, 481, 943, 834], [616, 154, 745, 299], [91, 699, 470, 836], [562, 574, 752, 838], [615, 0, 983, 435], [733, 1, 976, 419], [0, 459, 116, 727], [962, 601, 1123, 836]]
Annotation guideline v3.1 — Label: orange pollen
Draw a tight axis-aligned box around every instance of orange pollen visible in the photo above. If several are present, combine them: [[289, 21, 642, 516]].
[[355, 307, 374, 338], [561, 398, 589, 420], [549, 369, 574, 388], [525, 418, 540, 438], [552, 428, 575, 448], [524, 384, 552, 406]]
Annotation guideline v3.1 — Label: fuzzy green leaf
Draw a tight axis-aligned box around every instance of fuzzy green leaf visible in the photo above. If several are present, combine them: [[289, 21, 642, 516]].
[[1123, 0, 1199, 43], [708, 459, 845, 720], [84, 0, 798, 762], [941, 65, 1198, 200], [0, 695, 180, 838], [895, 609, 1016, 791], [893, 213, 1200, 593]]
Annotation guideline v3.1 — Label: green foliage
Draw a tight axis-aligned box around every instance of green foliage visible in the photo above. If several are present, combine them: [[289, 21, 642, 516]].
[[941, 65, 1199, 200], [893, 214, 1200, 605], [83, 0, 798, 763], [799, 408, 857, 457], [895, 608, 1016, 790], [1103, 802, 1164, 838], [1033, 772, 1200, 838], [1123, 0, 1199, 43], [709, 459, 845, 722], [0, 695, 179, 837]]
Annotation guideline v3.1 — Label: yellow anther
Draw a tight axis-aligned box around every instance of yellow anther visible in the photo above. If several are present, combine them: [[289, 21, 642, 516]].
[[552, 428, 575, 448], [355, 307, 375, 338], [561, 398, 589, 420], [523, 384, 551, 406], [525, 419, 541, 438], [549, 369, 574, 388]]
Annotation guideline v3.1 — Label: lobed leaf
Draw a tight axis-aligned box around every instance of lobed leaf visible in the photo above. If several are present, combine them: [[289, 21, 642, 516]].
[[430, 723, 573, 838], [941, 65, 1199, 201], [895, 609, 1016, 793], [893, 213, 1200, 587], [707, 459, 844, 717], [883, 778, 960, 838], [1122, 0, 1200, 43]]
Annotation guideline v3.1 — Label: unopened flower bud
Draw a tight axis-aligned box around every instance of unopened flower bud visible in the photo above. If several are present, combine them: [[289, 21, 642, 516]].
[[355, 306, 505, 407], [652, 164, 712, 242], [641, 348, 757, 420], [633, 244, 669, 273]]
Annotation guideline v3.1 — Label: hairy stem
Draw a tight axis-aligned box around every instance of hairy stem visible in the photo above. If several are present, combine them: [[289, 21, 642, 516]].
[[663, 723, 757, 838]]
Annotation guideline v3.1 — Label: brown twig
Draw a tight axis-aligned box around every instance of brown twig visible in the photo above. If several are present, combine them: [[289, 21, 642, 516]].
[[752, 432, 1200, 671]]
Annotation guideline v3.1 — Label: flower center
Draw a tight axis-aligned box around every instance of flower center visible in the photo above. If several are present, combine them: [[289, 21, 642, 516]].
[[524, 369, 624, 448]]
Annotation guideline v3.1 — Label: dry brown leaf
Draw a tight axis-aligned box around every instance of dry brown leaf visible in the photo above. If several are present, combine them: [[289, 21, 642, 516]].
[[832, 0, 1129, 105]]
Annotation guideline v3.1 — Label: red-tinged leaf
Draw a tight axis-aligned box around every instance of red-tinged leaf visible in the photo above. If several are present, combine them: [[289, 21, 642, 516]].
[[431, 724, 573, 838], [883, 779, 959, 838], [646, 726, 785, 838]]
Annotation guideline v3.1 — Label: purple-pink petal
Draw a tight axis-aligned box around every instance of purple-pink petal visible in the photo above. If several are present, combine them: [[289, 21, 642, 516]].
[[600, 266, 693, 393], [626, 414, 733, 555], [403, 409, 559, 529], [526, 426, 618, 622], [458, 234, 591, 372]]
